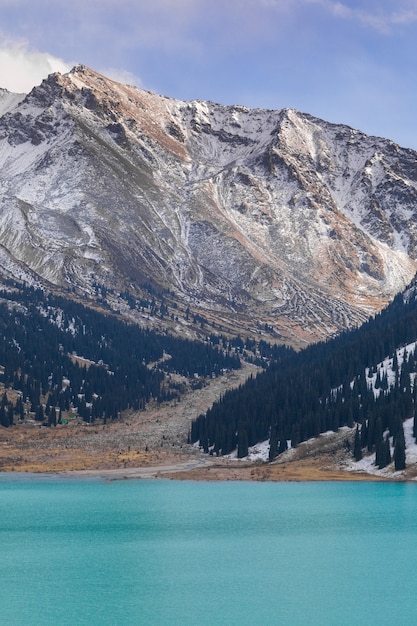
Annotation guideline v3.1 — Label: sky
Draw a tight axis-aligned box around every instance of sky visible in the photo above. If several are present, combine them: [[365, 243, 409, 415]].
[[1, 0, 417, 149]]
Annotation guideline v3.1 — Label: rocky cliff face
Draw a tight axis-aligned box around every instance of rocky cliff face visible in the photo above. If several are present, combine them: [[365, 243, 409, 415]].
[[0, 65, 416, 345]]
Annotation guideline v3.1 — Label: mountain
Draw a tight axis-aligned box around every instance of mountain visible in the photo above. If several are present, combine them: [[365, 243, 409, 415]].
[[1, 65, 417, 345]]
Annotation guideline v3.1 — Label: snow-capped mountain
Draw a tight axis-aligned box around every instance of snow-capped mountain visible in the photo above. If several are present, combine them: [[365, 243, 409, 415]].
[[1, 65, 417, 345]]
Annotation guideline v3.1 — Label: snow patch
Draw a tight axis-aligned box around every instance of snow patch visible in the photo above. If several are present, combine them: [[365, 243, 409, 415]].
[[231, 439, 270, 462], [343, 417, 417, 478], [0, 89, 26, 116]]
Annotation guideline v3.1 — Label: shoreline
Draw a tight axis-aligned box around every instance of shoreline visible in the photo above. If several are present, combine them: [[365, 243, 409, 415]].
[[0, 456, 405, 482], [2, 402, 415, 482]]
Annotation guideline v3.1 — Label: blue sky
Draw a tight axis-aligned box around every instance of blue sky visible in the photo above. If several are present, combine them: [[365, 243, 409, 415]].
[[1, 0, 417, 149]]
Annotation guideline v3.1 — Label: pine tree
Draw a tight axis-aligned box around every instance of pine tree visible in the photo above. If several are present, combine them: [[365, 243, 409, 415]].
[[278, 436, 288, 454], [1, 391, 8, 408], [290, 423, 300, 448], [384, 435, 391, 465], [237, 426, 249, 459], [360, 419, 368, 449], [414, 406, 417, 442], [376, 434, 391, 470], [7, 404, 14, 426], [367, 415, 375, 452], [375, 418, 384, 468], [268, 422, 278, 462], [0, 405, 8, 428], [394, 422, 406, 471], [353, 425, 362, 461], [35, 405, 44, 422], [48, 407, 57, 427]]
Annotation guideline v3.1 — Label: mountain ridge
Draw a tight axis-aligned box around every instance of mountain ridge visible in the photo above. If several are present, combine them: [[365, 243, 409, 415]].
[[1, 65, 417, 345]]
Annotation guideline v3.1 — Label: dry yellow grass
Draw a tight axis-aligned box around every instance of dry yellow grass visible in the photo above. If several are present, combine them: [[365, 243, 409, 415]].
[[0, 424, 388, 481], [0, 363, 411, 482]]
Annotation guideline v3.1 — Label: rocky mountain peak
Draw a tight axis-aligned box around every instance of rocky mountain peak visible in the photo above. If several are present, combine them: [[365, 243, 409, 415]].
[[0, 66, 416, 346]]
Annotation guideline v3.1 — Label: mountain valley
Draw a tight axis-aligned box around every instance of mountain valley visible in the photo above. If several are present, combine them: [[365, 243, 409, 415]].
[[1, 66, 417, 479]]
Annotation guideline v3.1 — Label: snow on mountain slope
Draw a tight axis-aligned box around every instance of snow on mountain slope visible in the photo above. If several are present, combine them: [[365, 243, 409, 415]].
[[0, 65, 417, 345], [0, 88, 25, 117]]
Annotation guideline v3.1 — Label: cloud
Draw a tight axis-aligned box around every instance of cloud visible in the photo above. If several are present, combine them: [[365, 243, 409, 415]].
[[307, 0, 417, 33], [0, 40, 71, 92], [101, 67, 143, 88]]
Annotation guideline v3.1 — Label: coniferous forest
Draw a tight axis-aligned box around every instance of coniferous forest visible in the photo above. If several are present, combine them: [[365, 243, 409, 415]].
[[0, 282, 240, 427], [191, 279, 417, 466], [2, 275, 417, 472]]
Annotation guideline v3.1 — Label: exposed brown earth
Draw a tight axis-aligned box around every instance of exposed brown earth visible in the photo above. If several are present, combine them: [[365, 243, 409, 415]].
[[0, 363, 256, 473], [1, 361, 414, 482], [162, 459, 386, 482]]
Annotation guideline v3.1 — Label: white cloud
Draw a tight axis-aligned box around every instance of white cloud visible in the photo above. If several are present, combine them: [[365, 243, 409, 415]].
[[307, 0, 417, 32], [100, 67, 143, 88], [0, 40, 72, 92]]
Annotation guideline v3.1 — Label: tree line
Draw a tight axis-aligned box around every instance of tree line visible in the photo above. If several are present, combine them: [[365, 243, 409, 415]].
[[0, 282, 240, 426], [191, 276, 417, 467]]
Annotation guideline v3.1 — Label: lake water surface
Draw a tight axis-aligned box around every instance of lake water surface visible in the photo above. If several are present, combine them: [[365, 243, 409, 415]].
[[1, 477, 416, 625]]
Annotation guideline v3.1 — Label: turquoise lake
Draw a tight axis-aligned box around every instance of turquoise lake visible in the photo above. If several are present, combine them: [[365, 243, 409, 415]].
[[1, 477, 416, 625]]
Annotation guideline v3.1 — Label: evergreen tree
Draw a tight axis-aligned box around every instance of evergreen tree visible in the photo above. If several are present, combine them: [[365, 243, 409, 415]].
[[414, 405, 417, 442], [290, 423, 300, 449], [35, 405, 44, 422], [268, 422, 278, 462], [7, 404, 14, 426], [394, 422, 406, 471], [353, 425, 362, 462], [360, 419, 368, 449], [0, 405, 8, 427], [237, 426, 249, 459], [1, 392, 8, 408], [376, 434, 391, 470], [278, 436, 288, 454], [48, 407, 57, 427], [380, 371, 388, 391], [384, 435, 391, 466], [367, 416, 375, 452]]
